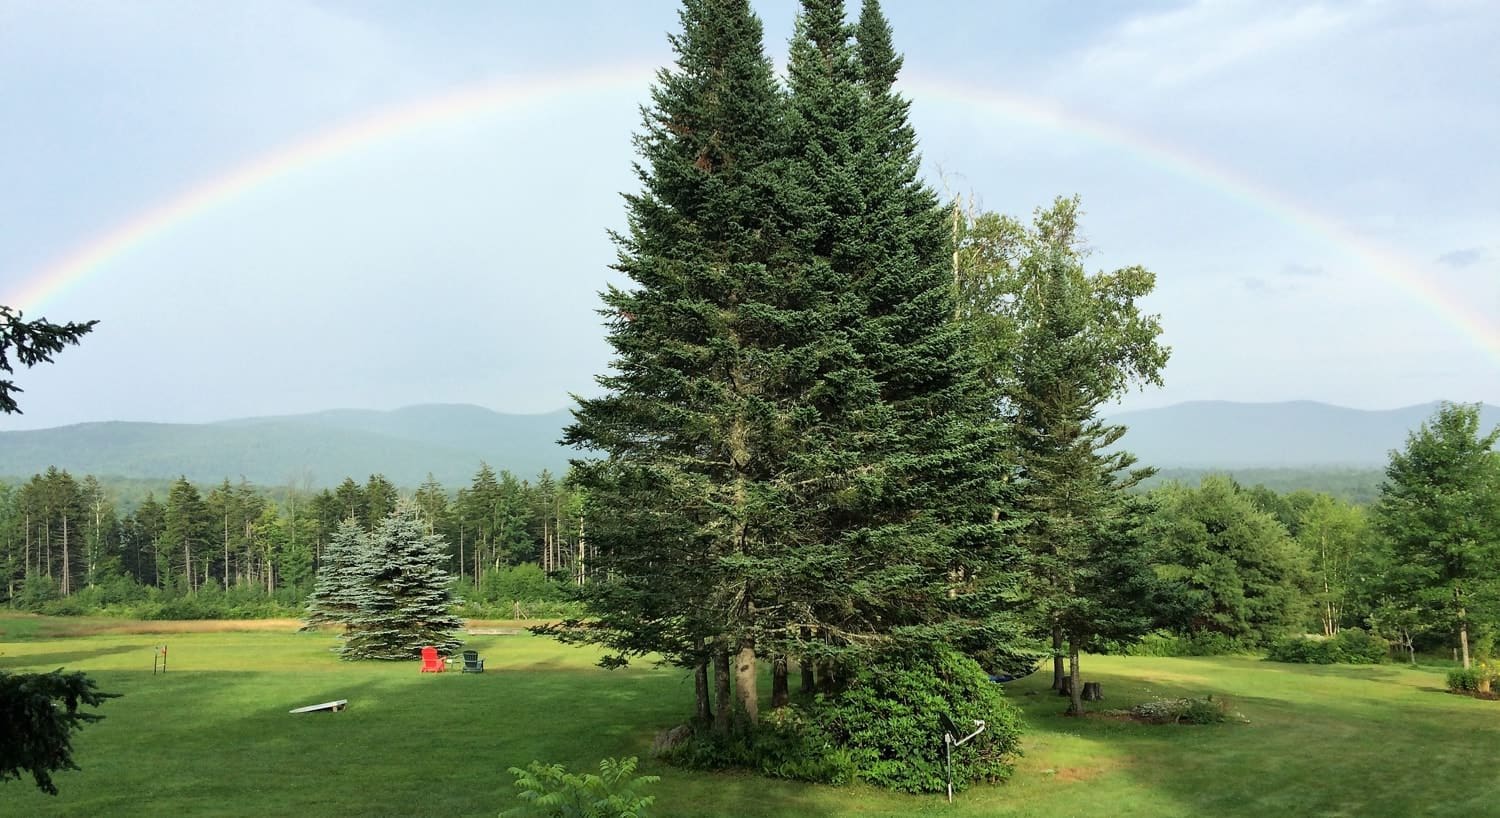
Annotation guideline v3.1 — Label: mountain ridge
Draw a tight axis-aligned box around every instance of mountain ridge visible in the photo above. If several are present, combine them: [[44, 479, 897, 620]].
[[1, 400, 1495, 488]]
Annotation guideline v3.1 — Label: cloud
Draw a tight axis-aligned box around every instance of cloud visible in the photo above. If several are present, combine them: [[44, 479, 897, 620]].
[[1280, 263, 1327, 278], [1064, 0, 1361, 91], [1241, 277, 1272, 293], [1437, 247, 1486, 268]]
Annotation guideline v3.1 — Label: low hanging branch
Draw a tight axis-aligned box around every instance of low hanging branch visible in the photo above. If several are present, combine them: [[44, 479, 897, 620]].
[[0, 305, 99, 415], [0, 669, 118, 795]]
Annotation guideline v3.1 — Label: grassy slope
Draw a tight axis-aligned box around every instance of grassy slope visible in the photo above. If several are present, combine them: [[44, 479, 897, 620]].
[[2, 615, 1497, 817]]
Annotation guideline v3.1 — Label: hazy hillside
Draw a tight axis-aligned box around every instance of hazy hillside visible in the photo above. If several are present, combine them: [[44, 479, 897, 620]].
[[1, 400, 1494, 491], [1112, 400, 1500, 468], [0, 405, 573, 488]]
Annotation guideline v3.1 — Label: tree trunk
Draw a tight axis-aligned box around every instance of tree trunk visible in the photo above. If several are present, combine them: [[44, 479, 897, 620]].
[[1066, 638, 1084, 716], [1051, 624, 1065, 690], [799, 627, 816, 694], [712, 647, 731, 734], [772, 655, 789, 709], [817, 660, 837, 695], [735, 639, 758, 725], [60, 516, 71, 596], [1458, 587, 1472, 669], [694, 659, 712, 724]]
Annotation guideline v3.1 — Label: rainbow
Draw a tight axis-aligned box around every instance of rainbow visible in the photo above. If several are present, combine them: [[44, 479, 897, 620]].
[[3, 64, 655, 313], [6, 64, 1497, 366], [903, 75, 1500, 365]]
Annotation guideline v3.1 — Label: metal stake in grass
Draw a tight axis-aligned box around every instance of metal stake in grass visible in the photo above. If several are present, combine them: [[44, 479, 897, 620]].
[[153, 644, 167, 674], [944, 719, 987, 803]]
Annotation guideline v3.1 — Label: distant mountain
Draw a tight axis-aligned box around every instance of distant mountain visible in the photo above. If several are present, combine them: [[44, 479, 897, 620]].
[[1110, 400, 1500, 468], [0, 404, 574, 488], [1, 400, 1495, 491]]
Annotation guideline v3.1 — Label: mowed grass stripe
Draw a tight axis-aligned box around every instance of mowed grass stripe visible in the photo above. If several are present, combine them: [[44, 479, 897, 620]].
[[3, 616, 1499, 817]]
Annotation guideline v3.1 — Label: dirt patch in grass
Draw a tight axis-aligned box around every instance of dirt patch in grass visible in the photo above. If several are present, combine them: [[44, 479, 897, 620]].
[[17, 617, 309, 637], [1448, 689, 1500, 701]]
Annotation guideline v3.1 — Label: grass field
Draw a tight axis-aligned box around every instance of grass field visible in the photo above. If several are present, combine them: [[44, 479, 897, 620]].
[[3, 613, 1498, 817]]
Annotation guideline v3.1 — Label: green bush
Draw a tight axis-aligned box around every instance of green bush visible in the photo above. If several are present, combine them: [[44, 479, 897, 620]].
[[658, 707, 856, 786], [499, 756, 658, 818], [1267, 629, 1388, 665], [1125, 631, 1256, 657], [481, 564, 564, 604], [812, 645, 1023, 793], [1446, 667, 1497, 694], [13, 575, 60, 611], [1330, 628, 1389, 663]]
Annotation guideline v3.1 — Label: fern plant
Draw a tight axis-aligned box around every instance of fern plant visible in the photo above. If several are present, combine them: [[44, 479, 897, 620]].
[[500, 756, 659, 818]]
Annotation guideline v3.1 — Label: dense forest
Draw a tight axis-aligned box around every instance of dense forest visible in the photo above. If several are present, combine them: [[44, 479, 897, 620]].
[[0, 465, 588, 617]]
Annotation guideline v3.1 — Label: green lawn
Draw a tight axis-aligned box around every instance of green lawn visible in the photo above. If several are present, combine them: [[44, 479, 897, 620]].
[[2, 613, 1497, 817]]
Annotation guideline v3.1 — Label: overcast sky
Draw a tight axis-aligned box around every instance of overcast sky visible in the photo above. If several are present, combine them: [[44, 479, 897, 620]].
[[1, 0, 1496, 431]]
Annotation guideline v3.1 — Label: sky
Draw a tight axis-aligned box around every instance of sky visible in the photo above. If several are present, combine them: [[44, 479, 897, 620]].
[[0, 0, 1496, 431]]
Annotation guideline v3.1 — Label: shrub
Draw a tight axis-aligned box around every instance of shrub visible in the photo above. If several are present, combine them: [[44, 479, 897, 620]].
[[14, 575, 59, 612], [812, 645, 1023, 793], [1267, 629, 1388, 665], [657, 707, 856, 786], [1330, 628, 1389, 663], [1446, 666, 1498, 695], [480, 564, 564, 605], [1125, 631, 1255, 657], [499, 756, 658, 818]]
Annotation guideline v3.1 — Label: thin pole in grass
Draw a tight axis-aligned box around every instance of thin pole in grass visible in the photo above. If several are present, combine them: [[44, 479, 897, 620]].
[[944, 720, 987, 803]]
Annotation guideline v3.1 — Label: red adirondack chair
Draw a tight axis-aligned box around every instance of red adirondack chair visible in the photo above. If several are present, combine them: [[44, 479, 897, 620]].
[[420, 645, 445, 673]]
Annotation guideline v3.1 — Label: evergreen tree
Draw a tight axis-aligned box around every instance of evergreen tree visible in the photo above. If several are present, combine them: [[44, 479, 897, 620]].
[[781, 0, 1017, 680], [333, 478, 366, 526], [561, 0, 793, 726], [362, 474, 399, 530], [413, 474, 449, 536], [341, 502, 462, 660], [303, 519, 368, 631], [162, 477, 209, 593], [0, 305, 96, 416]]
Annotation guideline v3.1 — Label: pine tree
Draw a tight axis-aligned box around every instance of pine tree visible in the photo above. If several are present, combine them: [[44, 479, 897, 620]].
[[163, 477, 209, 593], [341, 502, 462, 661], [303, 518, 368, 632], [362, 474, 399, 530], [561, 0, 797, 726], [778, 0, 1018, 676], [0, 305, 96, 416]]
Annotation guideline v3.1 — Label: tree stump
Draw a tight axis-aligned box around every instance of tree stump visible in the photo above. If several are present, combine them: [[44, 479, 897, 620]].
[[1058, 676, 1073, 697], [1082, 682, 1103, 701]]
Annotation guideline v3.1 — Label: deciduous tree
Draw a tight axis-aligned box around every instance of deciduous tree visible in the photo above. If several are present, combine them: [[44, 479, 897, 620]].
[[1371, 402, 1500, 669]]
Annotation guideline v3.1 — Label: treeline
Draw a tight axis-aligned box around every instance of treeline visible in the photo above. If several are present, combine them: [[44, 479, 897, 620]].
[[1131, 403, 1499, 668], [0, 464, 588, 614], [1141, 467, 1385, 505]]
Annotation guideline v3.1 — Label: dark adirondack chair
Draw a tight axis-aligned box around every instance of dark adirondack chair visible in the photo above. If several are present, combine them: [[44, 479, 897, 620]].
[[461, 650, 485, 673]]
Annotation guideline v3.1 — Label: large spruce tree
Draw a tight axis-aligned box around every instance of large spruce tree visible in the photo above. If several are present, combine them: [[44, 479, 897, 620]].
[[341, 503, 462, 660], [563, 0, 1024, 728], [778, 0, 1018, 676], [561, 0, 797, 727]]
